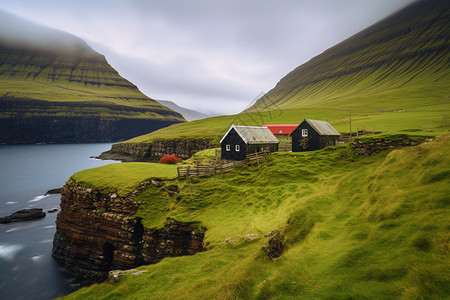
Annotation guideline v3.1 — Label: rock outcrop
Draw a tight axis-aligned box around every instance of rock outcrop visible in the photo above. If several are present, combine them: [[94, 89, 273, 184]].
[[0, 113, 179, 144], [98, 138, 214, 161], [52, 182, 205, 282], [263, 230, 284, 259], [0, 208, 46, 223], [351, 136, 424, 155]]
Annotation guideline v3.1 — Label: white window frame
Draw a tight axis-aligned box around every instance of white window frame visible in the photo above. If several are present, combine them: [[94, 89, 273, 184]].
[[235, 145, 240, 152], [226, 144, 231, 151], [279, 129, 283, 134], [301, 129, 308, 137]]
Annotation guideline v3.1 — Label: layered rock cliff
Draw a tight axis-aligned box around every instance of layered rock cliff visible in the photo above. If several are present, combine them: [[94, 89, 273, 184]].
[[0, 10, 184, 144], [52, 181, 205, 282], [98, 138, 214, 161]]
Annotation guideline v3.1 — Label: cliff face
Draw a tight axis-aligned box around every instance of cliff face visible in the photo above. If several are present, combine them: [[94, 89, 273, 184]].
[[0, 113, 179, 144], [52, 182, 204, 282], [99, 138, 214, 161], [0, 10, 185, 144]]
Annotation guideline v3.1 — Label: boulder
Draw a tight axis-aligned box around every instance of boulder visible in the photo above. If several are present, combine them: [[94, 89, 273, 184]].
[[0, 208, 46, 223]]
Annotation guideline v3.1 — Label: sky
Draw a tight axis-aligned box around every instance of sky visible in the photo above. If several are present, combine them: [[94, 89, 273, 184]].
[[0, 0, 414, 115]]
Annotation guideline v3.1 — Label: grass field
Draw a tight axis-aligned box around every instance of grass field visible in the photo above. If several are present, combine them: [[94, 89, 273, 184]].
[[63, 134, 449, 299], [70, 162, 178, 197], [123, 101, 450, 146]]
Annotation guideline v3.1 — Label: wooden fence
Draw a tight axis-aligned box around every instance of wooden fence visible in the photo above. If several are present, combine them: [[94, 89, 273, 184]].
[[177, 152, 268, 178]]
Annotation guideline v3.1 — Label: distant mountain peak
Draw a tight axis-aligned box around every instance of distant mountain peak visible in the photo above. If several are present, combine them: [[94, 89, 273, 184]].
[[156, 100, 214, 121]]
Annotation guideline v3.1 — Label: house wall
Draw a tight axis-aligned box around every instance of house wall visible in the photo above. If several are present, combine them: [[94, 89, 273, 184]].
[[291, 122, 337, 152], [221, 128, 247, 160], [248, 143, 279, 154]]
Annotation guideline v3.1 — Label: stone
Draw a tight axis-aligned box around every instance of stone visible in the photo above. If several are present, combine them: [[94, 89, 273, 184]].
[[0, 208, 46, 223], [98, 138, 214, 162], [352, 137, 422, 155], [263, 229, 284, 259], [45, 188, 62, 195], [52, 183, 205, 283]]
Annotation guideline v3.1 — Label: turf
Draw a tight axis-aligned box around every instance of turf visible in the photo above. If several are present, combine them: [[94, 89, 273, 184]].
[[63, 134, 450, 299], [69, 162, 178, 197]]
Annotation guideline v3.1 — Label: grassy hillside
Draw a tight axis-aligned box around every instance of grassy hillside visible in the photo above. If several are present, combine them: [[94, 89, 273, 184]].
[[122, 0, 449, 145], [0, 46, 182, 120], [69, 162, 178, 197], [63, 134, 449, 299], [0, 10, 184, 143], [245, 0, 449, 130]]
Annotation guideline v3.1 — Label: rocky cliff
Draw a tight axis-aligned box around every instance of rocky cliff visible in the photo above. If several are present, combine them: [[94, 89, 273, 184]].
[[351, 135, 430, 155], [52, 181, 205, 282], [98, 138, 214, 161], [0, 10, 184, 144]]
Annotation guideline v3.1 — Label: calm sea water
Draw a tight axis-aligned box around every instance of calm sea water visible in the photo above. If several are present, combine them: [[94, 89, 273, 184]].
[[0, 144, 119, 300]]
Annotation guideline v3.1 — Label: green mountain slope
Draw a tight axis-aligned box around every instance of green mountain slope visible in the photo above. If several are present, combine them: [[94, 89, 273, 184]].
[[246, 0, 449, 130], [124, 0, 449, 146], [0, 10, 184, 143]]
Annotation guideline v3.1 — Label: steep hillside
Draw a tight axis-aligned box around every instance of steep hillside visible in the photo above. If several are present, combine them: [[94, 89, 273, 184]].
[[156, 100, 213, 121], [0, 10, 184, 144], [246, 0, 449, 129], [117, 0, 449, 149], [61, 135, 449, 299]]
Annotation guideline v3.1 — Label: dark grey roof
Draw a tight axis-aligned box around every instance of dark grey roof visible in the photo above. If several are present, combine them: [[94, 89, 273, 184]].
[[294, 119, 340, 136], [220, 125, 280, 144]]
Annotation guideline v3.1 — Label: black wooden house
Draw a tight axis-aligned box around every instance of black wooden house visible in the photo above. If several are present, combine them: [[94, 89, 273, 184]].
[[220, 125, 279, 160], [291, 119, 340, 152]]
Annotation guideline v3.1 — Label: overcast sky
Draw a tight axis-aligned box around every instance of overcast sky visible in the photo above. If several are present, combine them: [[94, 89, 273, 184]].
[[0, 0, 414, 115]]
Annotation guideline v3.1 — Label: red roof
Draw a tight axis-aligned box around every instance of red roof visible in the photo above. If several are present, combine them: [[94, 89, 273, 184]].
[[262, 124, 298, 136]]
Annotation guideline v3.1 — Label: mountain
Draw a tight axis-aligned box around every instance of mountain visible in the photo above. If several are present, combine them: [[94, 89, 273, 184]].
[[0, 10, 185, 144], [114, 0, 449, 149], [156, 100, 213, 121], [245, 0, 449, 130]]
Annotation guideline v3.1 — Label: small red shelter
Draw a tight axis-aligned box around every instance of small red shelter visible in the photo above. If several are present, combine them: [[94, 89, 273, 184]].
[[262, 124, 298, 136]]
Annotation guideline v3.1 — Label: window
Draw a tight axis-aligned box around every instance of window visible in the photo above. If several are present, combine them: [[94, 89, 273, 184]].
[[235, 145, 240, 152], [302, 129, 308, 137], [279, 129, 283, 134], [226, 144, 231, 151]]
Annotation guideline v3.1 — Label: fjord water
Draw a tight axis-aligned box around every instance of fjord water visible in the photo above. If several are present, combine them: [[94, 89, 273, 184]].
[[0, 144, 119, 300]]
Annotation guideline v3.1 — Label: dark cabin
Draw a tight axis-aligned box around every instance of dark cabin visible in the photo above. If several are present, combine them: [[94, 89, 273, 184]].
[[220, 125, 279, 160], [291, 119, 340, 152]]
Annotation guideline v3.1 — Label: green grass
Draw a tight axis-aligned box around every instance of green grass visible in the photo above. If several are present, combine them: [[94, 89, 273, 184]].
[[122, 102, 450, 146], [63, 134, 450, 299], [179, 148, 220, 165], [70, 163, 178, 197]]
